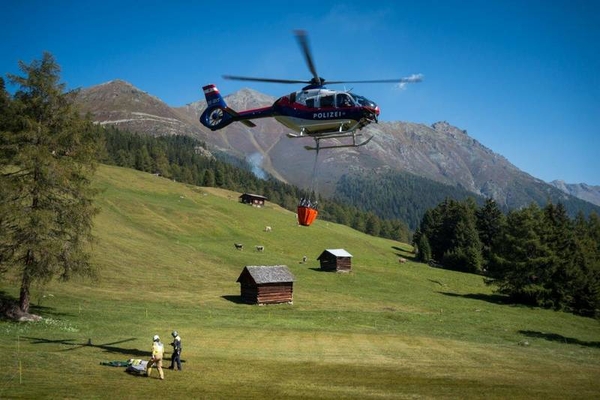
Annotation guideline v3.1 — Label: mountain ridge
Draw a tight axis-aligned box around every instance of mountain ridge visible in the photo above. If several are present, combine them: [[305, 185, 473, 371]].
[[75, 80, 598, 214], [549, 180, 600, 207]]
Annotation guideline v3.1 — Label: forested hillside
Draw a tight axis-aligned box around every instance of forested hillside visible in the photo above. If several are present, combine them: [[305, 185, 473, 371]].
[[334, 171, 485, 230], [97, 126, 411, 242], [413, 198, 600, 317], [334, 170, 600, 231]]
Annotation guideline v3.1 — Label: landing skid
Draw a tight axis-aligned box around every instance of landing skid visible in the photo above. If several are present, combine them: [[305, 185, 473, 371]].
[[304, 135, 373, 151], [286, 121, 359, 139]]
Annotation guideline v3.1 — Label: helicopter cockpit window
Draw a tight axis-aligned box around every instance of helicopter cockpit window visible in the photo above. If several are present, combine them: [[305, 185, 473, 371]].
[[336, 93, 353, 107], [319, 95, 334, 108], [306, 98, 315, 107], [350, 94, 377, 108]]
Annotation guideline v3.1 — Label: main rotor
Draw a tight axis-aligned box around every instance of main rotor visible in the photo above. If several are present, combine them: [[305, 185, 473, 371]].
[[223, 30, 422, 89]]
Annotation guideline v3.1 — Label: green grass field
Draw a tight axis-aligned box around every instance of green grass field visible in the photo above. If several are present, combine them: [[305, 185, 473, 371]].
[[1, 164, 599, 399]]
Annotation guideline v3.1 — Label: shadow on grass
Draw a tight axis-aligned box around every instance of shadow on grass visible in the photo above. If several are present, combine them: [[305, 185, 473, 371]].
[[221, 295, 246, 304], [29, 304, 72, 319], [309, 267, 331, 273], [392, 246, 417, 261], [439, 291, 511, 305], [518, 330, 600, 348], [0, 290, 73, 320], [23, 336, 148, 357], [0, 291, 17, 321]]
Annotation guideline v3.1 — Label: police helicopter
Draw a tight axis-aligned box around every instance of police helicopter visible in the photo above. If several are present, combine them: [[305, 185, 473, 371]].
[[200, 30, 422, 151]]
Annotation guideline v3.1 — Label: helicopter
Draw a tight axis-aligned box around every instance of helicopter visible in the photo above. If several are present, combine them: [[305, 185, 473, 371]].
[[199, 30, 422, 151]]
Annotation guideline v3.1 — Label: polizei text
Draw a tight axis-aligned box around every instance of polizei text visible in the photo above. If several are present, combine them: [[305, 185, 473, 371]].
[[313, 111, 345, 119]]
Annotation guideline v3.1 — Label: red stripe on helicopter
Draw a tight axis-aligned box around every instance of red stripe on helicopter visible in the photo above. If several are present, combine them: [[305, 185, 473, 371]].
[[203, 85, 219, 94]]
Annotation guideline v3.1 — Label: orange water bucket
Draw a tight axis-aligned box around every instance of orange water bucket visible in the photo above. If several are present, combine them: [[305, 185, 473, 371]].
[[297, 206, 318, 226]]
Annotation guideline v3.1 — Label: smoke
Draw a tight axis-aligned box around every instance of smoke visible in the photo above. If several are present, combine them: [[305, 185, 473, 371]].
[[395, 73, 424, 90], [247, 152, 267, 180]]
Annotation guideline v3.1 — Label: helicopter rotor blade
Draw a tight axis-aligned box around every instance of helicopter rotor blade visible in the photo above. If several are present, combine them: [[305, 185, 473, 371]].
[[294, 30, 321, 85], [223, 75, 310, 84], [326, 75, 424, 85]]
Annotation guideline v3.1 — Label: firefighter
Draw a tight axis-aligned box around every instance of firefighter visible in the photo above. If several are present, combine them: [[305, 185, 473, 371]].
[[169, 330, 182, 371], [146, 335, 164, 380]]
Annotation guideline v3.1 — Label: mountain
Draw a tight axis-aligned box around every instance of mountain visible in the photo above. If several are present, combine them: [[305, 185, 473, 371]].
[[75, 80, 599, 217], [549, 180, 600, 207], [76, 79, 204, 137]]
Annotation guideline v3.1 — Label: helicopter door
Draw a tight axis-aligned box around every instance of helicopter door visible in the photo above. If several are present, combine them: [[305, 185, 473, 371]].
[[318, 94, 335, 108], [336, 93, 353, 108]]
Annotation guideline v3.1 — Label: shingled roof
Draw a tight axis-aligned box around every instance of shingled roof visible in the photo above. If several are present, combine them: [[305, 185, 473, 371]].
[[318, 249, 353, 258], [237, 265, 295, 284]]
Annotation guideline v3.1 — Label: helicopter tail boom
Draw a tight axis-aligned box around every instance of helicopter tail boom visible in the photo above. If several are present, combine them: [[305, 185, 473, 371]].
[[199, 84, 258, 130]]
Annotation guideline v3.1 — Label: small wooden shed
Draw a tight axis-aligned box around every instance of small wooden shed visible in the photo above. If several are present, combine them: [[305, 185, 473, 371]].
[[239, 193, 267, 207], [317, 249, 353, 272], [236, 265, 295, 305]]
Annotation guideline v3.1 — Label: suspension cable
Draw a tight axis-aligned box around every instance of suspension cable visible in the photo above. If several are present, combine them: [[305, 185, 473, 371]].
[[309, 140, 320, 204]]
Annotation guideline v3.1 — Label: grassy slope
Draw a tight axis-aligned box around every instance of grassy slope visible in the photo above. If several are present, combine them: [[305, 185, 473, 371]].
[[1, 164, 599, 399]]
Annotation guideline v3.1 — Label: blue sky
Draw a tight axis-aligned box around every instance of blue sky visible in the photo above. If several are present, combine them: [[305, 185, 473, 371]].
[[2, 0, 599, 185]]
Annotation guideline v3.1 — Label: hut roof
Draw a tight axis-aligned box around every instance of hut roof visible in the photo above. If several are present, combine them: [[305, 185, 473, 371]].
[[239, 193, 268, 200], [237, 265, 295, 284], [318, 249, 353, 258]]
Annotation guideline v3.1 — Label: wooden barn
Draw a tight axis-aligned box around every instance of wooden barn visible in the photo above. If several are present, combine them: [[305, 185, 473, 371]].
[[317, 249, 353, 272], [236, 265, 295, 305], [239, 193, 267, 207]]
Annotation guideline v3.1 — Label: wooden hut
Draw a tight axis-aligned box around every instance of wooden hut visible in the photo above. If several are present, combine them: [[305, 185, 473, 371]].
[[317, 249, 353, 272], [239, 193, 267, 207], [236, 265, 295, 305]]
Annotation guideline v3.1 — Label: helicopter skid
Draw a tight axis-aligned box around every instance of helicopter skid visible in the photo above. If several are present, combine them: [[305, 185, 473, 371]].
[[304, 134, 374, 151], [285, 119, 362, 138], [287, 129, 359, 139]]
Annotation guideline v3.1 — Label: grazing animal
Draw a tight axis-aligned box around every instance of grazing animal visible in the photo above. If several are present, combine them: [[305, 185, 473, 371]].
[[398, 257, 407, 263], [234, 243, 244, 251], [264, 226, 272, 232], [255, 245, 265, 252]]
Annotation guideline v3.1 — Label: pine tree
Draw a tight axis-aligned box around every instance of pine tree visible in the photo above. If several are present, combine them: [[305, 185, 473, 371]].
[[568, 211, 600, 316], [415, 232, 432, 262], [441, 200, 483, 273], [0, 53, 99, 314], [476, 198, 505, 270], [365, 212, 382, 237], [487, 204, 551, 305], [202, 169, 215, 187], [540, 203, 577, 309]]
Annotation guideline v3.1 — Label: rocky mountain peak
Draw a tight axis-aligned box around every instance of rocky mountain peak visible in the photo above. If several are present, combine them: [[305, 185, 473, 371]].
[[549, 180, 600, 206], [224, 88, 275, 110], [432, 121, 469, 137], [75, 80, 204, 137]]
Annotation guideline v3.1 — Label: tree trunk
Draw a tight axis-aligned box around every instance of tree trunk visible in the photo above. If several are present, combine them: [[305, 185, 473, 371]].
[[19, 250, 32, 313], [20, 267, 31, 314]]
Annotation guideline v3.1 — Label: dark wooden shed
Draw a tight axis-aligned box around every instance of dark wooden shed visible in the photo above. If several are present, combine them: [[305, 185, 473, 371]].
[[236, 265, 295, 305], [239, 193, 267, 207], [317, 249, 353, 272]]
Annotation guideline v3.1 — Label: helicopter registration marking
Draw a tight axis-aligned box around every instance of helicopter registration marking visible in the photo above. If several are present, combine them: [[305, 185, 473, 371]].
[[313, 111, 345, 119]]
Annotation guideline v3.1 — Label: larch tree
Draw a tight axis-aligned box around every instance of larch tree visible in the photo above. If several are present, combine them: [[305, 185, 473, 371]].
[[0, 52, 99, 314]]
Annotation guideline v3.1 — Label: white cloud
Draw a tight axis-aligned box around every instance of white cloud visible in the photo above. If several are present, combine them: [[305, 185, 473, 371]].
[[395, 74, 424, 90]]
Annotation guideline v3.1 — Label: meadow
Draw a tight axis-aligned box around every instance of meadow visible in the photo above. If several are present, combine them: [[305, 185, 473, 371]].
[[1, 164, 598, 399]]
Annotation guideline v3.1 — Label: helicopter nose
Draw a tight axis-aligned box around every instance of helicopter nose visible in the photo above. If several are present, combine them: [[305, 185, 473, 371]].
[[375, 105, 380, 116]]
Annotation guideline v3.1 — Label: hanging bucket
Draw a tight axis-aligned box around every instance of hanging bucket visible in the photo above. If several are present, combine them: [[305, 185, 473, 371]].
[[297, 205, 318, 226]]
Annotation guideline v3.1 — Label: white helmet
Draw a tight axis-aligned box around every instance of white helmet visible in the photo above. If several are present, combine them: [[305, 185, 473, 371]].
[[172, 331, 178, 338], [153, 335, 160, 342]]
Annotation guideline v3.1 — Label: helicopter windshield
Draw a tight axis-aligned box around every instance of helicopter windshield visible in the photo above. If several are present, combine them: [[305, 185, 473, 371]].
[[350, 94, 377, 108]]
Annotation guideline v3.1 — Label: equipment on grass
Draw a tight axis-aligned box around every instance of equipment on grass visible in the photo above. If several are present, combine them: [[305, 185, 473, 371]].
[[125, 359, 149, 375]]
